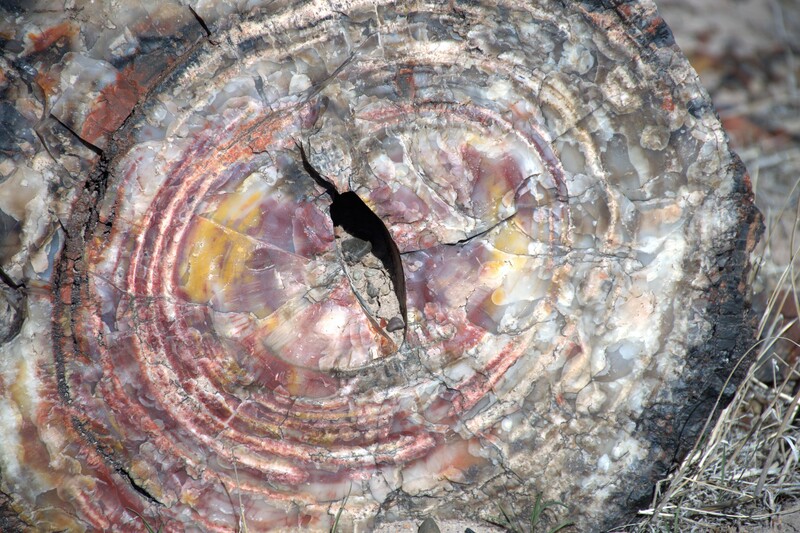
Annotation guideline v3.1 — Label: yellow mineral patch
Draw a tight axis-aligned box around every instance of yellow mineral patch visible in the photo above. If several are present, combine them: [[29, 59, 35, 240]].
[[492, 223, 531, 255], [179, 217, 258, 306], [284, 367, 305, 398], [9, 359, 31, 416], [490, 287, 506, 306], [207, 189, 264, 234], [179, 218, 226, 302], [129, 459, 165, 501]]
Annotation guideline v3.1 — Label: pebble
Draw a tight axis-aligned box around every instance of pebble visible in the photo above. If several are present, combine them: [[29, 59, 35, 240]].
[[418, 517, 441, 533]]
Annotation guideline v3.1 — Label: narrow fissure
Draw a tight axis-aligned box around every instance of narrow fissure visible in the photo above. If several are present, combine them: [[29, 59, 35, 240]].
[[117, 467, 162, 506], [297, 143, 407, 349], [50, 114, 104, 157], [188, 5, 215, 42], [70, 417, 163, 506]]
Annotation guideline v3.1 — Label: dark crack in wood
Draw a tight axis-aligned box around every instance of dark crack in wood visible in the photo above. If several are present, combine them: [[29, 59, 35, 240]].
[[188, 5, 218, 45], [298, 142, 407, 349]]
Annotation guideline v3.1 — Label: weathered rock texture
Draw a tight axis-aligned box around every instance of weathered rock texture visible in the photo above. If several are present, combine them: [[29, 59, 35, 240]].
[[0, 0, 761, 531]]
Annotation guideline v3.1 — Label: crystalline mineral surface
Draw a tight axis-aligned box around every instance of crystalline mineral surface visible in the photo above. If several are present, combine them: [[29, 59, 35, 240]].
[[0, 0, 760, 531]]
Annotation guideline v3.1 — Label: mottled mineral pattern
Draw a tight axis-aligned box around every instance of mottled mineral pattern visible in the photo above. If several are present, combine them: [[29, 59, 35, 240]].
[[0, 0, 761, 531]]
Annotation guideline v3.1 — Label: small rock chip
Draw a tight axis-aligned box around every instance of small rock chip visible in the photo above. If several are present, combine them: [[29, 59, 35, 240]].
[[379, 281, 391, 296], [417, 517, 441, 533], [341, 237, 372, 263], [386, 316, 405, 332], [366, 281, 379, 298], [0, 284, 23, 344], [362, 253, 383, 269]]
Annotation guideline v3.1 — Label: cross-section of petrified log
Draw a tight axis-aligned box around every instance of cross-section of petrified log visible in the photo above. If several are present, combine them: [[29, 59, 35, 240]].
[[0, 0, 761, 531]]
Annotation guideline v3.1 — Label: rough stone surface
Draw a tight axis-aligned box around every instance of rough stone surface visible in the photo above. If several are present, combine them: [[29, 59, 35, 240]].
[[0, 1, 760, 531]]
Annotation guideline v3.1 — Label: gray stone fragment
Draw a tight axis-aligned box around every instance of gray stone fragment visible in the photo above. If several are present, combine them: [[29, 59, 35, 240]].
[[341, 237, 372, 263], [0, 283, 22, 344], [418, 517, 441, 533], [387, 316, 405, 332], [366, 281, 379, 298]]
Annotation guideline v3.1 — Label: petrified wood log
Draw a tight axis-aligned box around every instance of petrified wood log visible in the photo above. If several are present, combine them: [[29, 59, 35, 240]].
[[0, 0, 761, 531]]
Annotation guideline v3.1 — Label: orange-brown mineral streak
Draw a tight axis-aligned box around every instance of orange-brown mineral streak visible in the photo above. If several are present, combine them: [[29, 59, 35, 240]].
[[80, 73, 141, 144], [28, 21, 78, 53]]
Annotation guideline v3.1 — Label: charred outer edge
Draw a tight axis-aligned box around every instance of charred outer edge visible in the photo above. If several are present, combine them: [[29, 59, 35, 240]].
[[575, 1, 764, 528]]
